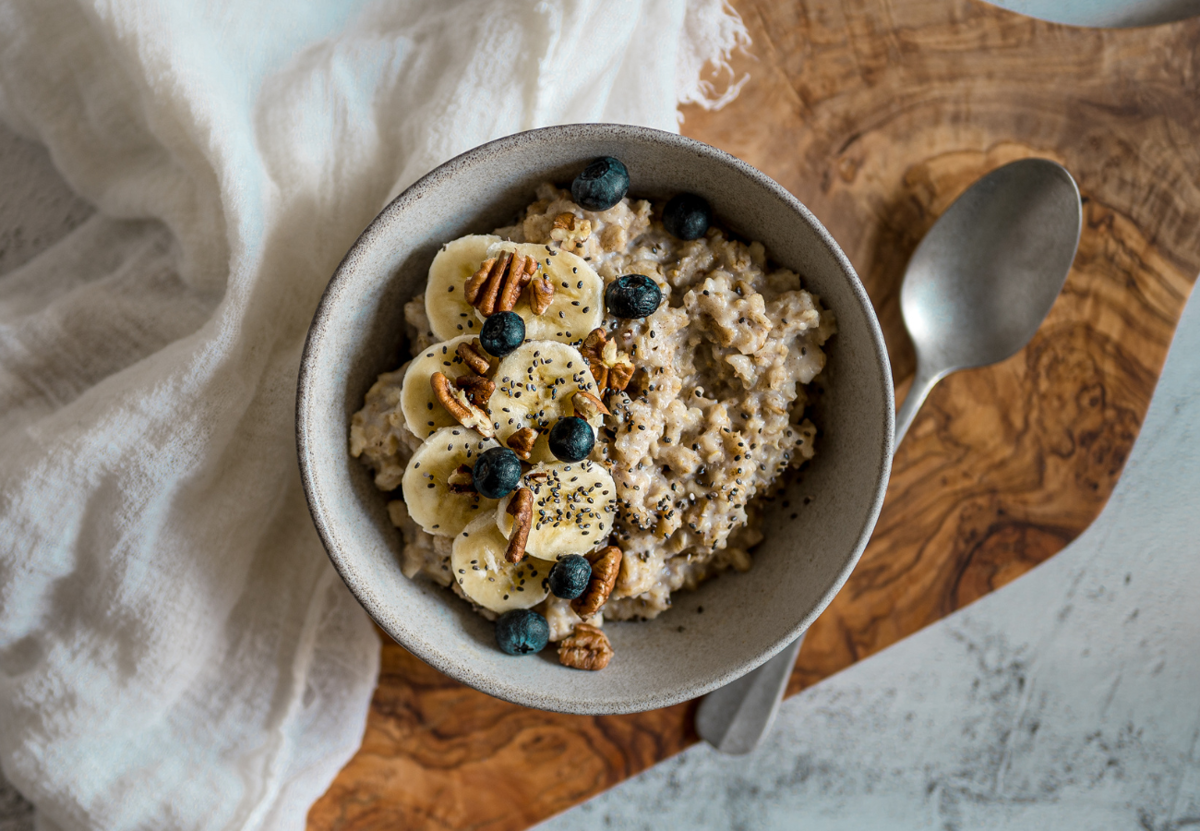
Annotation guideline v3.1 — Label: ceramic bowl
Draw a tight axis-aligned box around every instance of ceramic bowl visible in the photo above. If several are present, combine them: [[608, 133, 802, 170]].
[[296, 124, 893, 715]]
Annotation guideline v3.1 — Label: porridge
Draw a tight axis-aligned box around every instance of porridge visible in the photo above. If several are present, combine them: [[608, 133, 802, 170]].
[[350, 157, 835, 669]]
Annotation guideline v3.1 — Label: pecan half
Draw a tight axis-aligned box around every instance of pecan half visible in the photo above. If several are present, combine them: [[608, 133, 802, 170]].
[[464, 258, 498, 305], [456, 340, 492, 376], [497, 255, 536, 313], [591, 363, 609, 390], [571, 545, 622, 617], [600, 339, 637, 391], [447, 464, 474, 494], [550, 213, 593, 252], [579, 328, 609, 386], [430, 372, 494, 438], [581, 327, 607, 356], [608, 362, 634, 391], [454, 373, 495, 409], [578, 327, 636, 392], [558, 623, 613, 671], [571, 390, 609, 420], [476, 251, 512, 316], [506, 427, 538, 460], [430, 371, 470, 420], [468, 252, 537, 317], [528, 276, 555, 315], [504, 487, 534, 564]]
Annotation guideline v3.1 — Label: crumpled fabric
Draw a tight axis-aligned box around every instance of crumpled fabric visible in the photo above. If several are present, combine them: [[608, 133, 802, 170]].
[[0, 0, 748, 829]]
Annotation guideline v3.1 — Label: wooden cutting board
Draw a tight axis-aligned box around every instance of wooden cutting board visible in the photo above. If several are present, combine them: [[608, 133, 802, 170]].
[[308, 2, 1200, 828]]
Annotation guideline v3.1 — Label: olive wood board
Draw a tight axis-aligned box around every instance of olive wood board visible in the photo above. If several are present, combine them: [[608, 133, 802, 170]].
[[308, 1, 1200, 828]]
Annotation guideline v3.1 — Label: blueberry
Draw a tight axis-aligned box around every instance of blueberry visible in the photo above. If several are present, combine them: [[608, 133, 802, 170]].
[[605, 274, 662, 319], [571, 157, 629, 211], [662, 193, 711, 241], [548, 554, 592, 600], [495, 609, 550, 656], [548, 416, 595, 462], [472, 446, 522, 499], [479, 311, 525, 357]]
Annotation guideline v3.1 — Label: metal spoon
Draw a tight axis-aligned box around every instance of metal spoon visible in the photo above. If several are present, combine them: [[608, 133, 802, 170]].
[[696, 158, 1082, 755]]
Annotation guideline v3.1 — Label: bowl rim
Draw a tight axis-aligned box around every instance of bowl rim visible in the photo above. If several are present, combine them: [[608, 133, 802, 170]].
[[296, 123, 894, 713]]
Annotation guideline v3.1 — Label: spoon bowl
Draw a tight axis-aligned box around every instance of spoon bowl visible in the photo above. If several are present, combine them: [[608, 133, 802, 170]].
[[896, 158, 1082, 441], [904, 160, 1080, 371]]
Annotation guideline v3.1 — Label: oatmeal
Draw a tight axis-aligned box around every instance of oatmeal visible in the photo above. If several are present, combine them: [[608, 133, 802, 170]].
[[351, 158, 834, 669]]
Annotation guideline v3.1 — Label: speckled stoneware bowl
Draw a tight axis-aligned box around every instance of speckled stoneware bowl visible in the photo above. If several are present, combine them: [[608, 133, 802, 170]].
[[297, 124, 893, 715]]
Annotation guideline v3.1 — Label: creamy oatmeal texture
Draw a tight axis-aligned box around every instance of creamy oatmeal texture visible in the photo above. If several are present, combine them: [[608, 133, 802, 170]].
[[350, 182, 835, 650]]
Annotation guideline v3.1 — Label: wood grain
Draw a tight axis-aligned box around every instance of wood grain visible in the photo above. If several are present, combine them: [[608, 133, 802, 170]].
[[309, 2, 1200, 828]]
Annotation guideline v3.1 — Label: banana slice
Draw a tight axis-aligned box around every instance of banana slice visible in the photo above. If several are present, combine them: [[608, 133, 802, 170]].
[[425, 235, 502, 341], [424, 235, 604, 344], [486, 241, 603, 342], [487, 340, 602, 443], [496, 460, 617, 562], [401, 427, 499, 537], [451, 514, 552, 613], [400, 334, 491, 440]]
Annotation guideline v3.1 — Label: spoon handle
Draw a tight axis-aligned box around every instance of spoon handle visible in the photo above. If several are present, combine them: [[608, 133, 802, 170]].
[[694, 631, 806, 755], [698, 365, 947, 756], [894, 364, 945, 445]]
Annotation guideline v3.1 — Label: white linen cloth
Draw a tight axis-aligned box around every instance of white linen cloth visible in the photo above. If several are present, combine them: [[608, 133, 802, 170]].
[[0, 1, 748, 829]]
